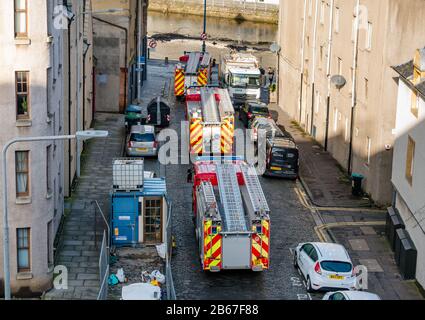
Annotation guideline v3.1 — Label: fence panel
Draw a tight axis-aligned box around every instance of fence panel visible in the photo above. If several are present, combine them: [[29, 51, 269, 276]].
[[97, 230, 109, 300], [165, 201, 177, 300]]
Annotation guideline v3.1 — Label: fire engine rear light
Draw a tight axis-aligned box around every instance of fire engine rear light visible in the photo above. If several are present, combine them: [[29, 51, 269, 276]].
[[256, 225, 262, 234], [314, 262, 322, 275], [247, 112, 253, 119], [128, 141, 133, 148], [212, 226, 218, 235]]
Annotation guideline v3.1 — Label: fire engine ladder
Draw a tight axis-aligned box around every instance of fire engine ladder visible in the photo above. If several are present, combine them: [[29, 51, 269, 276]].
[[217, 88, 235, 118], [186, 52, 202, 75], [216, 164, 247, 232], [240, 164, 270, 218], [201, 88, 221, 124], [199, 181, 219, 218]]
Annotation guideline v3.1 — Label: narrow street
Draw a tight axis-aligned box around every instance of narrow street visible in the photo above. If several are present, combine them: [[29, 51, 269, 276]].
[[138, 59, 320, 300]]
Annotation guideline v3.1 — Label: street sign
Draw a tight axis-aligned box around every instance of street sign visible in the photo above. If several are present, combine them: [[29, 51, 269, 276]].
[[201, 32, 207, 41], [138, 56, 146, 64], [149, 39, 157, 49], [270, 42, 281, 54]]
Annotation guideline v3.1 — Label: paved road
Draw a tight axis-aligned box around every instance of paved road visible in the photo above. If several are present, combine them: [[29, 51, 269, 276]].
[[138, 60, 321, 300]]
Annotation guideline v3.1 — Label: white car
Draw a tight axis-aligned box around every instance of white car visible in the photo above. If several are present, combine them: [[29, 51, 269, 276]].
[[294, 242, 357, 292], [323, 291, 381, 300]]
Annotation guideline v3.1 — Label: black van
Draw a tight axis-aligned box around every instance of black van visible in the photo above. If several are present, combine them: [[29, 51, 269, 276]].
[[146, 97, 171, 128], [263, 137, 299, 179]]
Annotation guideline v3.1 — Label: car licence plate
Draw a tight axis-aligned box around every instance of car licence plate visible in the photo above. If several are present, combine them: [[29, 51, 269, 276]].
[[329, 275, 345, 280], [137, 148, 148, 152], [271, 166, 282, 171]]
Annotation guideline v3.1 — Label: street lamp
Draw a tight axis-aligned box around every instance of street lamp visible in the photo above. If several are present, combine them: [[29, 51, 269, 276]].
[[1, 130, 108, 300], [202, 0, 207, 53]]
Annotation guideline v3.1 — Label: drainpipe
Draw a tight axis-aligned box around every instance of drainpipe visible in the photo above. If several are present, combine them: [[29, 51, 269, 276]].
[[137, 0, 142, 100], [67, 16, 73, 195], [348, 0, 361, 175], [299, 0, 308, 124], [310, 0, 319, 135], [92, 16, 129, 109], [324, 0, 335, 151]]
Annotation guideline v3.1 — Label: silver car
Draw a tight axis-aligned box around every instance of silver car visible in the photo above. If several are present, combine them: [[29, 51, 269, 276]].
[[126, 125, 158, 157]]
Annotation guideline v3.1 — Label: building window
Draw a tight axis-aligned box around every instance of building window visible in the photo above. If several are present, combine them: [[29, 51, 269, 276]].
[[334, 7, 340, 33], [320, 1, 325, 24], [14, 0, 28, 38], [308, 0, 313, 17], [337, 57, 342, 75], [405, 136, 415, 185], [47, 221, 53, 266], [16, 151, 30, 197], [17, 228, 31, 272], [16, 71, 30, 119], [345, 117, 349, 142], [334, 108, 338, 132], [366, 137, 372, 165], [364, 78, 369, 100], [46, 145, 52, 195], [351, 16, 357, 42], [366, 22, 373, 50], [411, 91, 419, 118]]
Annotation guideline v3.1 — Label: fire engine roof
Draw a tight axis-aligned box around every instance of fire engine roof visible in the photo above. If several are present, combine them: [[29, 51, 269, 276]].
[[228, 67, 261, 75]]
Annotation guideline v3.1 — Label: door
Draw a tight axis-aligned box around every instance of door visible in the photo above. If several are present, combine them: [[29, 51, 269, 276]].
[[112, 196, 138, 245], [298, 243, 314, 277], [143, 197, 163, 244], [222, 234, 251, 270], [119, 68, 128, 113]]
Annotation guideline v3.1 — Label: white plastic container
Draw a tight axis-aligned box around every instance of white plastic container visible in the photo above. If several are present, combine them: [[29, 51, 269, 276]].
[[113, 159, 144, 190]]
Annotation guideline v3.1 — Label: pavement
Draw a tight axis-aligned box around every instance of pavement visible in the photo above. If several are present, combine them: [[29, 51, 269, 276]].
[[43, 113, 125, 300], [270, 106, 424, 300]]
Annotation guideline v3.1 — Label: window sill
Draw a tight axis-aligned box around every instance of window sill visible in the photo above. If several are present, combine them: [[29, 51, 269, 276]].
[[15, 38, 31, 45], [16, 119, 32, 127], [16, 272, 33, 280], [16, 197, 32, 205]]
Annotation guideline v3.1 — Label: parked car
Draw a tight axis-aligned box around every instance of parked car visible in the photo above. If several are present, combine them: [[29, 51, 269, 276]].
[[239, 101, 271, 128], [293, 242, 357, 292], [248, 117, 293, 143], [323, 291, 381, 300], [146, 97, 171, 128], [262, 137, 299, 179], [126, 125, 158, 157]]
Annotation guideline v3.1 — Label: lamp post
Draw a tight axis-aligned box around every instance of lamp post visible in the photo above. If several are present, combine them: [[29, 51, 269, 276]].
[[2, 130, 108, 300], [202, 0, 207, 52]]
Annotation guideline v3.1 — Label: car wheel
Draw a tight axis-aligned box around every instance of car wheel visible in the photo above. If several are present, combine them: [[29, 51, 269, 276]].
[[306, 277, 314, 293], [293, 253, 298, 269]]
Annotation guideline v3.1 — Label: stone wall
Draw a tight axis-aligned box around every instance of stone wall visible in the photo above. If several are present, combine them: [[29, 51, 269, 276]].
[[149, 0, 278, 24]]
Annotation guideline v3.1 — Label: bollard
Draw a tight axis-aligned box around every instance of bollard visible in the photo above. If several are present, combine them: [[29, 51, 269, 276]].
[[165, 57, 169, 65]]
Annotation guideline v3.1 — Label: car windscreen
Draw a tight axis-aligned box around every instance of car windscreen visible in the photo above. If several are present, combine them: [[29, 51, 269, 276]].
[[320, 261, 353, 273], [271, 148, 298, 163], [130, 133, 155, 142], [251, 106, 269, 114]]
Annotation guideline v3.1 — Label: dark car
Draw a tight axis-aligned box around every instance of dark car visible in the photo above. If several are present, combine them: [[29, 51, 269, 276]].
[[146, 97, 171, 128], [263, 137, 299, 180], [239, 101, 271, 128]]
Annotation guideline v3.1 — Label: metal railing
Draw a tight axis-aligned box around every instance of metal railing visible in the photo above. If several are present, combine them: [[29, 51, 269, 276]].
[[165, 200, 177, 300], [93, 201, 111, 300], [97, 230, 109, 300], [166, 0, 279, 12]]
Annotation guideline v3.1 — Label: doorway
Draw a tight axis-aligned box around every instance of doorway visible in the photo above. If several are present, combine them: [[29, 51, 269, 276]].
[[143, 197, 163, 244]]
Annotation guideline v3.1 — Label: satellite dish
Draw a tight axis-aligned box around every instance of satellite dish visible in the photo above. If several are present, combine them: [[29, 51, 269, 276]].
[[270, 42, 281, 54], [331, 75, 347, 89]]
